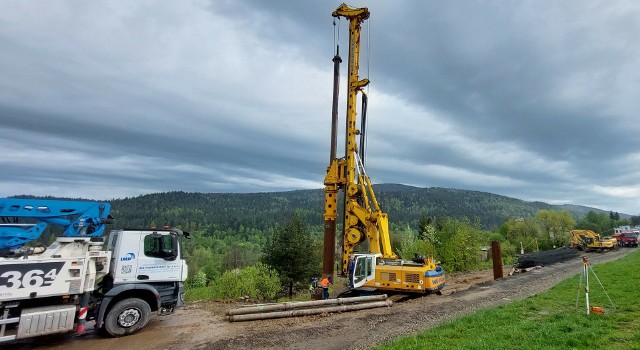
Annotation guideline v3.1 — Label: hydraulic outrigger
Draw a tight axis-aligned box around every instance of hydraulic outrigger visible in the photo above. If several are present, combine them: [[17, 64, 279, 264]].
[[322, 4, 445, 294]]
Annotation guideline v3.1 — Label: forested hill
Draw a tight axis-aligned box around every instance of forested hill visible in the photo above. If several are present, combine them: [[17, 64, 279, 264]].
[[108, 185, 608, 232]]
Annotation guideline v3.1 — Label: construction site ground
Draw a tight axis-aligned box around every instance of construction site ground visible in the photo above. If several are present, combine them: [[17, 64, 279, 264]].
[[5, 248, 635, 350]]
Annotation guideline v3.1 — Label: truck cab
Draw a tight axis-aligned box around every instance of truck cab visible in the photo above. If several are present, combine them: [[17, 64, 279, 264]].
[[108, 228, 188, 284], [96, 228, 188, 336], [618, 233, 639, 248]]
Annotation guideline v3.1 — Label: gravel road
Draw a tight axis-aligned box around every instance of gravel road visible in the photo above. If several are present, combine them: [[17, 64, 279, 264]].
[[4, 248, 634, 350]]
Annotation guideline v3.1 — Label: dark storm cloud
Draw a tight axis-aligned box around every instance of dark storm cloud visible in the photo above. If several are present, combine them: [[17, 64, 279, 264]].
[[0, 0, 639, 214], [369, 1, 640, 156], [0, 106, 321, 188], [356, 0, 640, 213]]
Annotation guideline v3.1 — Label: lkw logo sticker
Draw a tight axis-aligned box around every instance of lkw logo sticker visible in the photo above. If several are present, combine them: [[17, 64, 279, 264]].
[[120, 253, 136, 261]]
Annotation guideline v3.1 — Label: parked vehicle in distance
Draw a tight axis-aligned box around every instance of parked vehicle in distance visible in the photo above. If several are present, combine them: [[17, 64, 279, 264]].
[[617, 233, 639, 247]]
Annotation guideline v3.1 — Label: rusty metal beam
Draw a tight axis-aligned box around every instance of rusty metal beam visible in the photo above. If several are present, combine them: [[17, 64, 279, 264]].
[[492, 240, 504, 279]]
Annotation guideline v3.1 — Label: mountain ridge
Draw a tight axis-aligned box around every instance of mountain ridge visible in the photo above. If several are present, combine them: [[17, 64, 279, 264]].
[[98, 184, 620, 231]]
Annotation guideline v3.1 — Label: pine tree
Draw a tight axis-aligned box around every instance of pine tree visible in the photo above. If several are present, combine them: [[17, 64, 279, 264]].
[[262, 213, 320, 297]]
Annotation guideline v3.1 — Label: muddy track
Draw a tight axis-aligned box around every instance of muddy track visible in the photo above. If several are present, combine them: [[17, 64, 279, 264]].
[[5, 249, 635, 350]]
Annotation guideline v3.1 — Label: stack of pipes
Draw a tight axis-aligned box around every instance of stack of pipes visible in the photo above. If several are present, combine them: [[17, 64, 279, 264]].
[[226, 294, 392, 322]]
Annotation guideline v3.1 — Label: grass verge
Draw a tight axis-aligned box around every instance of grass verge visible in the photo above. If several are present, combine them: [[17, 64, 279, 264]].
[[376, 250, 640, 350]]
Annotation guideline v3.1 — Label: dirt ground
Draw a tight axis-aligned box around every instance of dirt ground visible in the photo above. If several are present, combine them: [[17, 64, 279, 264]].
[[5, 248, 634, 350]]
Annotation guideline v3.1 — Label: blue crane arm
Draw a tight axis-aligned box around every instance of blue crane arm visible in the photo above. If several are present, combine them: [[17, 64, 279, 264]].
[[0, 198, 112, 250]]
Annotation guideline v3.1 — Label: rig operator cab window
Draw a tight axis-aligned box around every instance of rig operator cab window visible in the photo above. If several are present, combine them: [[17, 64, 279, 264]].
[[353, 255, 375, 288]]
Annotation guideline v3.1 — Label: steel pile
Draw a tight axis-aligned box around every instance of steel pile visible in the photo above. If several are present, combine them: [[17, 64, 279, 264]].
[[516, 247, 580, 268], [226, 294, 392, 322]]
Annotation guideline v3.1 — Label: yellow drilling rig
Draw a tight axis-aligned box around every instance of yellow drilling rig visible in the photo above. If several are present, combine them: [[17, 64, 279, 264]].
[[322, 4, 445, 295]]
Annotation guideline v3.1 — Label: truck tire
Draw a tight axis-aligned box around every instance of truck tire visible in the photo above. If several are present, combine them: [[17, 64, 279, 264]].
[[104, 298, 152, 337]]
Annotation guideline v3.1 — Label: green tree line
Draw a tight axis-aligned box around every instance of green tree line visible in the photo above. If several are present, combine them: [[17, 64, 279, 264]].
[[106, 186, 623, 233], [11, 190, 633, 302]]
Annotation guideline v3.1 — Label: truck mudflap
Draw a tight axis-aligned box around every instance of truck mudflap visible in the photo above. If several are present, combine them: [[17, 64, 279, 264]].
[[177, 282, 185, 308], [160, 282, 185, 315]]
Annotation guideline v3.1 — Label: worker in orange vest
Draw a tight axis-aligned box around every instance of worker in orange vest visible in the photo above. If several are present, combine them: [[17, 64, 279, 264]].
[[321, 275, 332, 300]]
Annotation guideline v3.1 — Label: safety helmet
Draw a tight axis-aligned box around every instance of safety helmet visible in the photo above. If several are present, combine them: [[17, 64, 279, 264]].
[[327, 274, 332, 278]]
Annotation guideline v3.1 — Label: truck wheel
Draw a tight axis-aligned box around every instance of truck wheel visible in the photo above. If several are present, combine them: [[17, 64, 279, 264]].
[[104, 298, 151, 337]]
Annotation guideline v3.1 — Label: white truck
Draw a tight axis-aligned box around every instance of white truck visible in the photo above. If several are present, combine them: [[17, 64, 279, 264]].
[[0, 198, 188, 342]]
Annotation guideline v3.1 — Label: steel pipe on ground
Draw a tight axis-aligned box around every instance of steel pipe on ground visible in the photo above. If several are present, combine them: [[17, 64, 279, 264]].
[[226, 294, 388, 316], [227, 300, 393, 322]]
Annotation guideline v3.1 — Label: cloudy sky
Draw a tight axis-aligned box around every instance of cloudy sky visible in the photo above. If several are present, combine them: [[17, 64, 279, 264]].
[[1, 0, 639, 214]]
